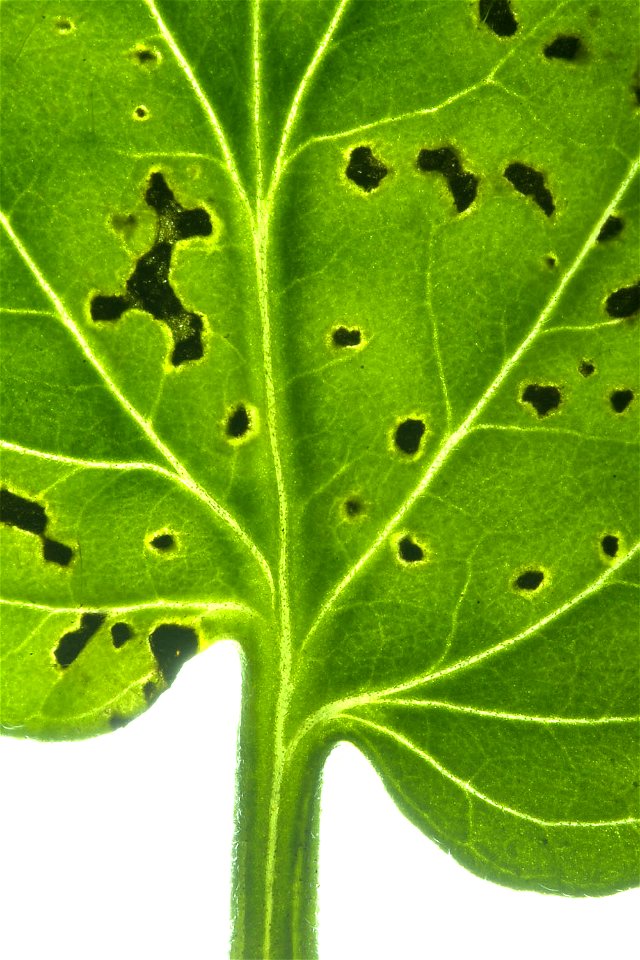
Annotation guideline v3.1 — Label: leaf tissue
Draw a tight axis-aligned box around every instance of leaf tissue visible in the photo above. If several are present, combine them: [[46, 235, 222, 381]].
[[1, 1, 638, 957]]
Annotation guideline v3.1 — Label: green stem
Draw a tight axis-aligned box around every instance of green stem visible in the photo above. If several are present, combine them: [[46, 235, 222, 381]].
[[230, 651, 324, 960]]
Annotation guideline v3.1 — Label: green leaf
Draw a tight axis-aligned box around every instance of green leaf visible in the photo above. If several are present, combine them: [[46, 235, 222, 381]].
[[1, 0, 638, 956]]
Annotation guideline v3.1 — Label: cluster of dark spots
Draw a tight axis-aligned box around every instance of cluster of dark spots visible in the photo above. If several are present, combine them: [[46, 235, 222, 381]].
[[610, 389, 634, 413], [133, 105, 149, 121], [149, 623, 198, 685], [600, 534, 619, 558], [332, 326, 361, 347], [226, 403, 251, 440], [0, 487, 73, 567], [514, 569, 545, 591], [90, 171, 213, 366], [478, 0, 518, 38], [579, 359, 595, 377], [345, 146, 388, 192], [544, 35, 583, 61], [605, 282, 640, 318], [521, 383, 562, 417], [149, 532, 176, 551], [54, 613, 105, 668], [111, 622, 133, 648], [504, 163, 555, 216], [597, 216, 624, 242], [394, 417, 426, 456], [398, 535, 424, 563], [417, 146, 478, 213], [343, 497, 364, 519]]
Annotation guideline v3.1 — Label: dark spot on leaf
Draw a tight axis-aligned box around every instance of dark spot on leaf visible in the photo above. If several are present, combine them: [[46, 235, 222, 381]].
[[226, 403, 250, 439], [515, 570, 544, 591], [150, 533, 176, 551], [111, 622, 133, 648], [133, 47, 158, 64], [394, 418, 426, 455], [111, 213, 137, 232], [478, 0, 518, 37], [601, 535, 619, 558], [398, 536, 424, 563], [149, 623, 198, 685], [504, 163, 555, 216], [544, 256, 557, 269], [345, 146, 388, 192], [597, 216, 624, 242], [42, 537, 73, 566], [1, 488, 74, 565], [579, 359, 595, 377], [134, 105, 149, 120], [417, 146, 478, 213], [610, 389, 634, 413], [0, 487, 47, 535], [344, 497, 364, 518], [521, 384, 562, 417], [55, 613, 105, 668], [91, 172, 212, 365], [605, 282, 640, 318], [143, 680, 159, 704], [544, 35, 583, 60], [332, 326, 361, 347], [55, 18, 73, 33], [109, 713, 129, 730]]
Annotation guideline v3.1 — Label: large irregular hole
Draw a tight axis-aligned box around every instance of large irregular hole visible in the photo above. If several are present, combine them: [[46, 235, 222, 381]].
[[597, 215, 624, 242], [605, 282, 640, 318], [111, 622, 133, 648], [514, 569, 545, 591], [345, 146, 388, 192], [332, 326, 361, 347], [610, 389, 634, 413], [54, 613, 105, 668], [521, 383, 562, 417], [601, 534, 619, 558], [478, 0, 518, 37], [398, 535, 424, 563], [504, 163, 555, 216], [1, 487, 74, 566], [149, 623, 198, 685], [417, 146, 478, 213], [394, 418, 426, 456], [90, 171, 212, 366], [579, 359, 596, 377], [544, 35, 583, 60]]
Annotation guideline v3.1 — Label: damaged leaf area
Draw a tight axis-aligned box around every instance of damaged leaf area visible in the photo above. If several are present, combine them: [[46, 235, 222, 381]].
[[1, 1, 638, 958]]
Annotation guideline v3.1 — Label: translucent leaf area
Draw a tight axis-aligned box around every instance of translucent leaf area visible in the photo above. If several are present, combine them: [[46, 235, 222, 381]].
[[1, 0, 638, 943]]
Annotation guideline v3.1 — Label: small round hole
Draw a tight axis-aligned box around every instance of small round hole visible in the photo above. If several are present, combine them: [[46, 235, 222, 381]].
[[514, 569, 544, 591], [55, 17, 74, 33], [133, 105, 150, 121]]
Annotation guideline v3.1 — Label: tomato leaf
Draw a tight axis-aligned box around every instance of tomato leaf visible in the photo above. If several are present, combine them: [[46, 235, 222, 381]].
[[1, 1, 638, 956]]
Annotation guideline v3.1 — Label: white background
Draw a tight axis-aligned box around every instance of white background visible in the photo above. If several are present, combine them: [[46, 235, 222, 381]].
[[1, 640, 637, 960]]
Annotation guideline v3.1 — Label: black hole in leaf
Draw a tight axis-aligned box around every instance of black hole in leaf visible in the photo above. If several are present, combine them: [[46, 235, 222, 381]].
[[111, 622, 133, 648], [344, 498, 363, 518], [135, 47, 158, 64], [398, 536, 424, 563], [605, 282, 640, 318], [226, 404, 250, 439], [601, 534, 619, 558], [504, 163, 555, 216], [55, 613, 105, 668], [91, 172, 211, 365], [345, 146, 388, 192], [0, 488, 47, 535], [109, 713, 129, 730], [134, 106, 148, 119], [150, 533, 175, 551], [149, 623, 198, 685], [597, 216, 624, 242], [515, 570, 544, 591], [417, 147, 479, 213], [544, 256, 557, 269], [479, 0, 518, 37], [544, 35, 583, 60], [610, 389, 634, 413], [42, 537, 73, 566], [332, 326, 361, 347], [579, 359, 596, 377], [394, 418, 426, 455], [522, 384, 562, 417]]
